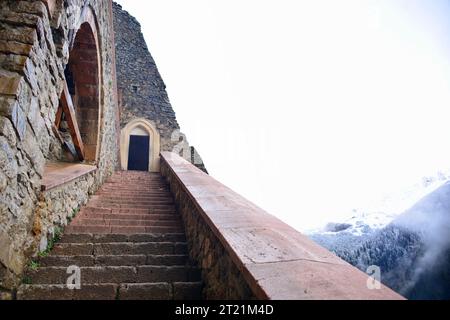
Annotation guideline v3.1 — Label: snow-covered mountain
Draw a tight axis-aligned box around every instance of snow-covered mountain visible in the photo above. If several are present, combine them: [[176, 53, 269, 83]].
[[307, 170, 450, 299], [307, 170, 450, 237]]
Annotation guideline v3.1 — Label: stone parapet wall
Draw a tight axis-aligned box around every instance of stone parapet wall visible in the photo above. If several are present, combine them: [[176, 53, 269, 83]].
[[160, 152, 405, 300], [34, 169, 96, 252], [161, 154, 254, 299], [0, 0, 118, 290]]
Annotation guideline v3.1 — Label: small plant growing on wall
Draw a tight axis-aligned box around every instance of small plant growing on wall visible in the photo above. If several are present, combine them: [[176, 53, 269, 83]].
[[28, 261, 40, 271], [68, 207, 80, 223], [38, 226, 63, 258]]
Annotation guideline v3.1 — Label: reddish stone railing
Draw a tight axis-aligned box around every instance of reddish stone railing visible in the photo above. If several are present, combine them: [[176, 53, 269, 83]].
[[160, 152, 404, 300]]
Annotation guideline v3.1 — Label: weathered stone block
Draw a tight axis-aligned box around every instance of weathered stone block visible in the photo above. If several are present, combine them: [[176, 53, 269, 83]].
[[41, 0, 57, 18], [0, 41, 33, 56], [0, 231, 25, 276], [0, 53, 28, 72], [119, 283, 172, 300], [0, 116, 17, 146], [16, 80, 33, 113], [0, 73, 21, 96], [27, 97, 46, 138], [15, 1, 48, 19], [0, 136, 18, 179], [0, 171, 7, 192], [0, 25, 37, 45], [11, 101, 27, 141], [0, 11, 41, 28], [19, 125, 45, 175]]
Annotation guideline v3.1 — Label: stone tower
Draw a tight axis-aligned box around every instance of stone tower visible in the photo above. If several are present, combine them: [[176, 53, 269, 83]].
[[112, 3, 207, 173]]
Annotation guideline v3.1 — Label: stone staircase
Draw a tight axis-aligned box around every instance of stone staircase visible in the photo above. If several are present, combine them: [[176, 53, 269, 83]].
[[17, 171, 203, 300]]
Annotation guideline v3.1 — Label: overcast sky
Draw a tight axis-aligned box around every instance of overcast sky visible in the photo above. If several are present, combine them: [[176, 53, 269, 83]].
[[114, 0, 450, 231]]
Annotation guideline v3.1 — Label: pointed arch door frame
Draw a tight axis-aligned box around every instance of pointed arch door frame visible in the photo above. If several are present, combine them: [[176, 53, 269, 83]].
[[120, 118, 161, 172]]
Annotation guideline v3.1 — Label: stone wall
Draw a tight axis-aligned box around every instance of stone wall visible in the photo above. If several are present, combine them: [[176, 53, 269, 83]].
[[35, 170, 96, 251], [0, 0, 118, 291], [112, 2, 207, 172], [160, 155, 255, 299]]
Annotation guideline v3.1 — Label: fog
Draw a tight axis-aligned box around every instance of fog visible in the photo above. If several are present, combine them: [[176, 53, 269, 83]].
[[394, 181, 450, 295], [114, 0, 450, 231]]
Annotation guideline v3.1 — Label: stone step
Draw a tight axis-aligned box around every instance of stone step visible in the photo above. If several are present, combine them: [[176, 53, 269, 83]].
[[98, 188, 170, 194], [102, 185, 169, 189], [104, 180, 168, 190], [106, 178, 166, 181], [119, 282, 202, 300], [83, 206, 178, 215], [89, 198, 175, 205], [100, 185, 169, 190], [65, 225, 184, 234], [86, 202, 176, 210], [105, 178, 167, 181], [97, 189, 170, 194], [51, 242, 187, 256], [78, 211, 179, 221], [59, 233, 186, 244], [39, 254, 189, 267], [93, 194, 174, 200], [18, 170, 203, 300], [93, 195, 174, 201], [94, 195, 172, 201], [17, 284, 118, 300], [72, 218, 182, 228], [17, 282, 202, 300], [97, 188, 170, 193], [26, 266, 201, 284]]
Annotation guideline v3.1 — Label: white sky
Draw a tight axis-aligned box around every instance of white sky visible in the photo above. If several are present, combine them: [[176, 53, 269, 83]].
[[114, 0, 450, 230]]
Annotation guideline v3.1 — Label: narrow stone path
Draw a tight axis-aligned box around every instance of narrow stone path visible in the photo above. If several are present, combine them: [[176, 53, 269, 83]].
[[17, 171, 202, 300]]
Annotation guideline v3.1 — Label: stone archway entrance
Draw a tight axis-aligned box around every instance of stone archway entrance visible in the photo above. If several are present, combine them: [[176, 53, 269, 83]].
[[52, 6, 101, 164], [120, 118, 161, 172]]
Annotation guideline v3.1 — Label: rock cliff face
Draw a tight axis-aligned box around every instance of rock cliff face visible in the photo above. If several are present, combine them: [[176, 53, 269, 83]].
[[112, 2, 178, 152], [0, 0, 118, 292], [112, 2, 207, 171]]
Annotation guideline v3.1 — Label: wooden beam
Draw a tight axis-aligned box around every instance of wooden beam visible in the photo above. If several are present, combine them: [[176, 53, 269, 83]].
[[51, 123, 64, 144], [54, 105, 63, 128], [60, 81, 85, 161]]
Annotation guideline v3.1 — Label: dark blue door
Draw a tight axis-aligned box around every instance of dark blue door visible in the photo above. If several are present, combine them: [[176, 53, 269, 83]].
[[127, 135, 149, 171]]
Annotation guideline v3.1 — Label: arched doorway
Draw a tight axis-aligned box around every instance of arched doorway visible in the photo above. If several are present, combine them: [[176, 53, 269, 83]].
[[127, 126, 150, 171], [53, 6, 101, 164], [67, 22, 101, 162], [120, 118, 161, 172]]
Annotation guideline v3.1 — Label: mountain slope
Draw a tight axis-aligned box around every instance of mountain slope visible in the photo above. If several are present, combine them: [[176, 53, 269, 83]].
[[310, 180, 450, 299]]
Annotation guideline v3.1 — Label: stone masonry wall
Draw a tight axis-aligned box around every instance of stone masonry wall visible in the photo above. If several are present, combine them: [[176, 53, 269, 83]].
[[112, 2, 178, 152], [160, 159, 255, 299], [0, 0, 118, 292], [35, 170, 96, 250]]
